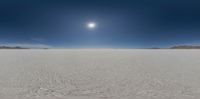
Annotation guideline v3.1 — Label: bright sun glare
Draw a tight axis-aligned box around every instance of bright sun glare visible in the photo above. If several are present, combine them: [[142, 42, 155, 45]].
[[87, 22, 96, 29]]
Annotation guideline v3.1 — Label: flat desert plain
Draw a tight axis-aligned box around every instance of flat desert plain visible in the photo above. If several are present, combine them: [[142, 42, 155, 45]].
[[0, 49, 200, 99]]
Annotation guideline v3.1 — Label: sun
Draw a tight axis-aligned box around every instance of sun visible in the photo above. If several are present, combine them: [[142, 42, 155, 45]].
[[87, 22, 96, 29]]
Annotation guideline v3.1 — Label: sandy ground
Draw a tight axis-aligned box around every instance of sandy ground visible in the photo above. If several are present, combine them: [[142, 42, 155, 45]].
[[0, 49, 200, 99]]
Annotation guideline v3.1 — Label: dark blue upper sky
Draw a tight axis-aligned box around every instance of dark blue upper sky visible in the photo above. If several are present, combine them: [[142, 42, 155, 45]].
[[0, 0, 200, 48]]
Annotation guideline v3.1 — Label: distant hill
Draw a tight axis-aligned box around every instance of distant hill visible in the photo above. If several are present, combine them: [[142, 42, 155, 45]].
[[170, 45, 200, 49], [149, 47, 162, 49], [0, 46, 49, 49], [0, 46, 29, 49]]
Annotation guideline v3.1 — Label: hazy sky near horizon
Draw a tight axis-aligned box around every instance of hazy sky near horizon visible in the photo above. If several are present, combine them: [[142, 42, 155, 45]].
[[0, 0, 200, 48]]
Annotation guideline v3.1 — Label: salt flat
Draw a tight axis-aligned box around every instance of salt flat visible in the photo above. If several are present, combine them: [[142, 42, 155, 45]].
[[0, 49, 200, 99]]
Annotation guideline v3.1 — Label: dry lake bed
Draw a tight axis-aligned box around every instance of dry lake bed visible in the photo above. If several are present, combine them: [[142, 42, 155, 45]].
[[0, 49, 200, 99]]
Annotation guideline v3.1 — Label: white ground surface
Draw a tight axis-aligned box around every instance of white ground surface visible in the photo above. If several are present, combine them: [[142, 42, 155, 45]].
[[0, 49, 200, 99]]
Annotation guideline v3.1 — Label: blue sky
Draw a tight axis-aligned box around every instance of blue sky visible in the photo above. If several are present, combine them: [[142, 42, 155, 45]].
[[0, 0, 200, 48]]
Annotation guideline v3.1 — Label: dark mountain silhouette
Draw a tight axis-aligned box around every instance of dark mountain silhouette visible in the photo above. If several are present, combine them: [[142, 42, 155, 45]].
[[170, 45, 200, 49], [0, 46, 29, 49]]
